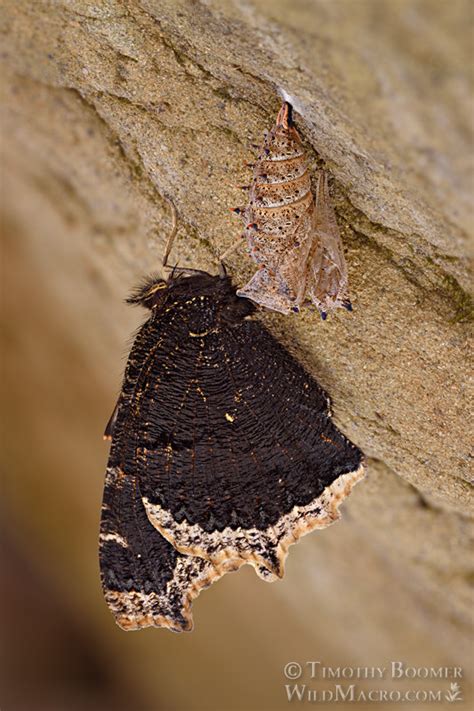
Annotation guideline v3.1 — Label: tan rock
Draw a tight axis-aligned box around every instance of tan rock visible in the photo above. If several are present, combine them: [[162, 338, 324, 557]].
[[2, 1, 472, 709]]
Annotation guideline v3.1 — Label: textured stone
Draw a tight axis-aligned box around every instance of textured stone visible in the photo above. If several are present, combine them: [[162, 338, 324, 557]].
[[2, 1, 472, 709]]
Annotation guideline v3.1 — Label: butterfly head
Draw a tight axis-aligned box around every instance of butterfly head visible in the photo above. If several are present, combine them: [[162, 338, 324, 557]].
[[127, 271, 256, 330]]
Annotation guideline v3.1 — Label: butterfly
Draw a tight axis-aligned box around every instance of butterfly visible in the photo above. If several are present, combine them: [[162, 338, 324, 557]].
[[100, 268, 364, 631], [233, 102, 352, 318]]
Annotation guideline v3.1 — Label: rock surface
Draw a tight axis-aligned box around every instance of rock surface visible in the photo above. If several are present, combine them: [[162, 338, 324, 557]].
[[2, 1, 472, 710]]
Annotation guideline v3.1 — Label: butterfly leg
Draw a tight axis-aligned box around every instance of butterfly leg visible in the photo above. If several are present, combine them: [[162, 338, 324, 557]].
[[162, 198, 178, 269], [103, 398, 120, 441], [219, 236, 245, 262]]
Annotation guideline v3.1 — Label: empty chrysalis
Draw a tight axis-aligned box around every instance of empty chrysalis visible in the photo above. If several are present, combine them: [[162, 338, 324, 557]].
[[229, 102, 352, 318]]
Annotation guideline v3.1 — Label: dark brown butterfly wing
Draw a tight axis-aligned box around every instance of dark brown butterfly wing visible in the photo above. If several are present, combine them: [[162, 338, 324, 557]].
[[116, 273, 364, 579], [99, 467, 238, 632]]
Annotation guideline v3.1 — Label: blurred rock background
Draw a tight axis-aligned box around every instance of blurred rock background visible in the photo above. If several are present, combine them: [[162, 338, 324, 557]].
[[1, 1, 472, 709]]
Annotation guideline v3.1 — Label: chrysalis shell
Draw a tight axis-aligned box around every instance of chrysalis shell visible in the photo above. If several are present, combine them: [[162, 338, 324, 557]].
[[236, 102, 351, 317]]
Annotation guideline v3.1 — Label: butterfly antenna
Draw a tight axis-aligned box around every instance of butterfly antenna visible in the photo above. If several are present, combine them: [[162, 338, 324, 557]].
[[162, 197, 178, 270], [170, 263, 181, 280]]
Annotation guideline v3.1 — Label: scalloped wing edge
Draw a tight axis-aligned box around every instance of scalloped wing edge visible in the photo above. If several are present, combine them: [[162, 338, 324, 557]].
[[142, 464, 365, 581], [104, 547, 244, 633]]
